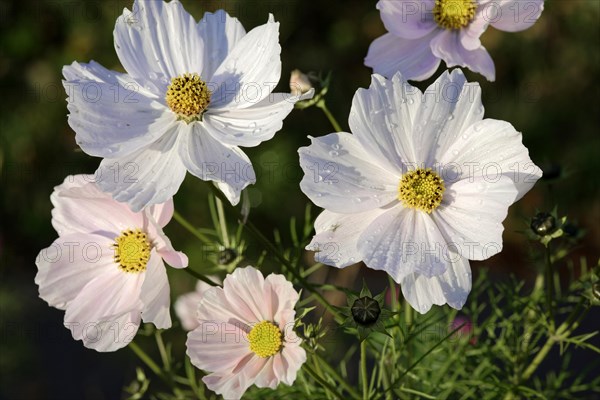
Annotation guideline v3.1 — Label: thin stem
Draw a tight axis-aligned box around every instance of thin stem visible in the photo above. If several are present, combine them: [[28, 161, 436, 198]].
[[544, 243, 554, 321], [183, 266, 220, 287], [173, 210, 212, 244], [317, 100, 343, 132], [314, 353, 361, 400], [303, 363, 345, 400], [360, 340, 369, 400], [215, 197, 230, 248], [129, 341, 161, 377], [521, 300, 587, 381]]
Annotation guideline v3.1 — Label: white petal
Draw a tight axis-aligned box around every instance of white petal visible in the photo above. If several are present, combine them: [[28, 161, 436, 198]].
[[35, 233, 114, 310], [365, 32, 442, 81], [198, 10, 247, 80], [377, 0, 437, 39], [140, 250, 171, 329], [205, 91, 312, 147], [430, 30, 496, 81], [96, 127, 188, 212], [358, 206, 450, 281], [114, 0, 204, 81], [298, 132, 399, 214], [179, 123, 255, 206], [50, 174, 142, 236], [64, 269, 144, 351], [349, 74, 422, 171], [416, 69, 484, 166], [401, 254, 471, 313], [63, 61, 173, 159], [488, 0, 544, 32], [437, 119, 542, 200], [209, 15, 281, 110], [432, 176, 518, 261], [306, 208, 388, 268]]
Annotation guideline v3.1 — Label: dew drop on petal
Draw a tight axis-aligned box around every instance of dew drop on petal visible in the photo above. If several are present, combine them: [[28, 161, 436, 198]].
[[329, 150, 339, 157]]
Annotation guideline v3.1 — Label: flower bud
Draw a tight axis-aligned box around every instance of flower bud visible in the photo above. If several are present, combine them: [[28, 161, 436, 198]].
[[351, 296, 381, 326], [217, 248, 237, 265], [530, 212, 556, 236], [289, 69, 313, 96]]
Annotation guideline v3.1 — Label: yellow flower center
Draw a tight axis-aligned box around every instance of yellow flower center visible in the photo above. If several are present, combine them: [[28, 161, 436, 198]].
[[112, 229, 151, 273], [165, 73, 211, 123], [398, 168, 445, 213], [248, 321, 283, 358], [433, 0, 477, 30]]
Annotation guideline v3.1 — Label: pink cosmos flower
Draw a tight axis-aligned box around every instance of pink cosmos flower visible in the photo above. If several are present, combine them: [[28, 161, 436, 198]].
[[35, 175, 188, 352], [186, 266, 306, 399], [365, 0, 544, 81], [174, 277, 220, 331]]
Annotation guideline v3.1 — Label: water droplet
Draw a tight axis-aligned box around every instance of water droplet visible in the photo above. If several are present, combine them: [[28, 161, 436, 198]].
[[149, 72, 157, 80], [452, 150, 459, 156], [316, 193, 322, 197], [328, 150, 339, 157], [317, 175, 324, 182], [462, 134, 468, 140], [349, 257, 355, 262], [353, 197, 362, 204], [331, 143, 340, 150], [408, 98, 414, 105], [448, 114, 454, 121]]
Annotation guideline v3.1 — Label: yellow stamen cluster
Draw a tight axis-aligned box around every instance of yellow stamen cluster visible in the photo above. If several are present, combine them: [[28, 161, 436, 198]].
[[113, 229, 151, 273], [398, 168, 445, 213], [248, 321, 283, 358], [433, 0, 477, 30], [165, 73, 211, 123]]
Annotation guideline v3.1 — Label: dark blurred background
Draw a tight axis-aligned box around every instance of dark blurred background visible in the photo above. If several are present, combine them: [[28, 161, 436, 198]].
[[1, 0, 599, 399]]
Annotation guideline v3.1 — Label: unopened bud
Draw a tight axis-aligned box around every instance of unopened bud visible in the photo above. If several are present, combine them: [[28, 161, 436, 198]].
[[531, 212, 556, 236], [351, 296, 381, 326], [217, 248, 237, 265], [289, 69, 313, 96]]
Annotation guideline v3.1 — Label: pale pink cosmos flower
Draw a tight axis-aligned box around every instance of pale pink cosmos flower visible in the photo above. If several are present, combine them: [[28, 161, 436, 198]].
[[186, 266, 306, 399], [365, 0, 544, 81], [35, 175, 188, 352], [174, 277, 220, 331]]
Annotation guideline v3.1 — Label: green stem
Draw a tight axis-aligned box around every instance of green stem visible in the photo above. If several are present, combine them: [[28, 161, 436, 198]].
[[173, 210, 212, 244], [317, 100, 343, 132], [360, 340, 369, 400], [521, 301, 587, 381], [303, 363, 345, 400], [545, 243, 554, 321], [129, 341, 162, 377], [314, 353, 361, 400], [215, 197, 230, 248]]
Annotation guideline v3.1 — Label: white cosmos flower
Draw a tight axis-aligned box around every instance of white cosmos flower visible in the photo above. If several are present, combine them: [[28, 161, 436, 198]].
[[62, 0, 313, 212], [186, 266, 306, 399], [299, 69, 542, 313], [35, 175, 188, 351], [365, 0, 544, 81]]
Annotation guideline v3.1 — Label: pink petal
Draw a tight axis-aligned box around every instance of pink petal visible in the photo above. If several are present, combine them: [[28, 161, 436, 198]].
[[35, 233, 115, 310], [488, 0, 544, 32], [140, 250, 171, 329]]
